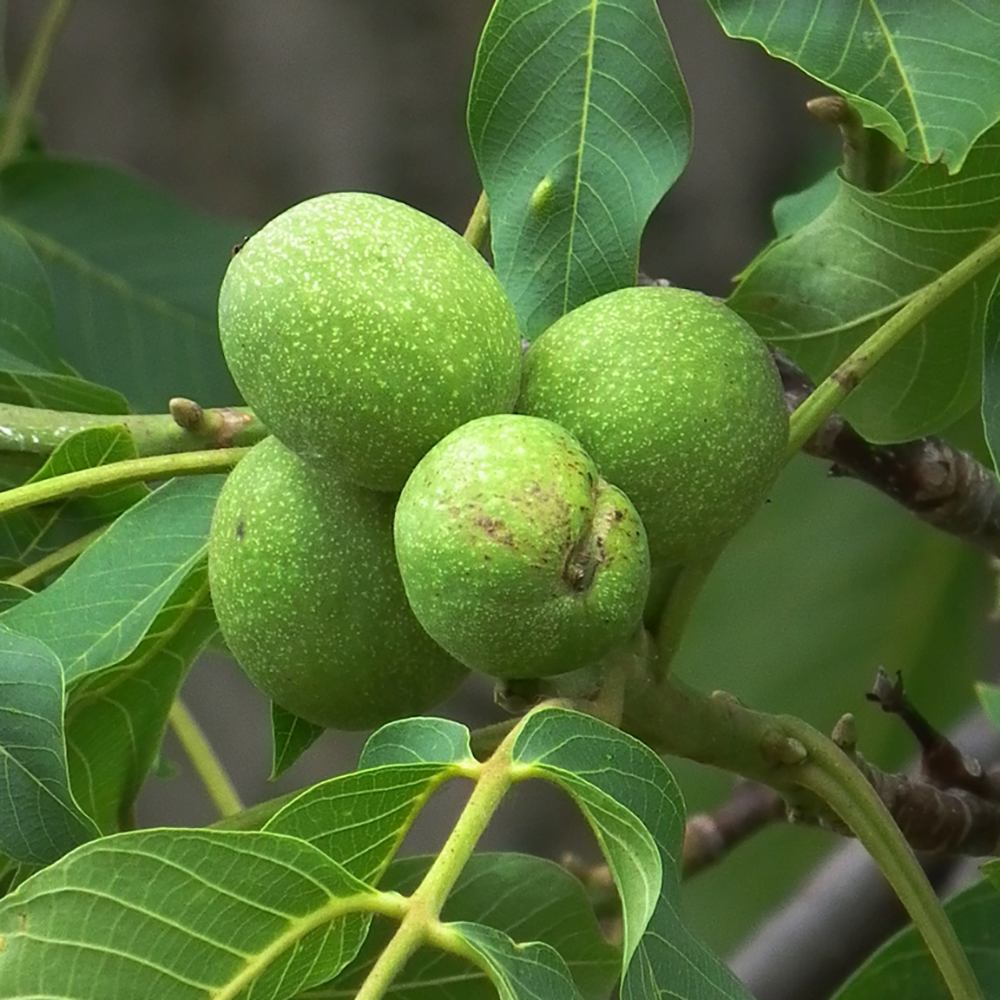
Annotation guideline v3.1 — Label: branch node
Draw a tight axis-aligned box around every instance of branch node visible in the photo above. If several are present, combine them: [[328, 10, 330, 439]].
[[169, 397, 205, 431], [760, 730, 808, 767], [831, 713, 857, 754]]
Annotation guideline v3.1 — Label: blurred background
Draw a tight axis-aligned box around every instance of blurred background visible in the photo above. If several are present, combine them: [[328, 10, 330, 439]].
[[5, 3, 994, 997]]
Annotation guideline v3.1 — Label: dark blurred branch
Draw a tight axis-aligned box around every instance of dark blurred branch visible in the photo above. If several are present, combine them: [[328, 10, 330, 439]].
[[683, 781, 785, 876], [775, 350, 1000, 559]]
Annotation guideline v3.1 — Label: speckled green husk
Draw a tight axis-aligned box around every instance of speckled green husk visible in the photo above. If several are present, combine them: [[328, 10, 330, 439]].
[[520, 287, 788, 562], [208, 437, 467, 730], [394, 415, 650, 678], [219, 192, 522, 491]]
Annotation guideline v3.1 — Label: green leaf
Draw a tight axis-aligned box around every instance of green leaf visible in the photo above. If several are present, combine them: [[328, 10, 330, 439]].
[[771, 169, 837, 240], [359, 716, 474, 769], [0, 475, 221, 682], [731, 124, 1000, 442], [25, 424, 147, 519], [468, 0, 691, 338], [511, 709, 660, 973], [0, 219, 55, 366], [0, 159, 244, 409], [975, 681, 1000, 733], [832, 879, 999, 997], [511, 708, 748, 997], [445, 922, 583, 1000], [981, 271, 1000, 473], [705, 1, 1000, 172], [270, 703, 324, 780], [0, 828, 377, 999], [324, 853, 619, 1000], [0, 626, 98, 865], [265, 719, 474, 884], [64, 567, 215, 833], [0, 426, 147, 574], [0, 581, 29, 610], [0, 220, 124, 413]]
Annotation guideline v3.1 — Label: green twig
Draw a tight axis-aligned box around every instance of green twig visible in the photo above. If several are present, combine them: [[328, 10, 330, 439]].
[[621, 670, 980, 999], [0, 0, 73, 167], [168, 698, 244, 819], [355, 731, 516, 999], [0, 447, 248, 518], [462, 191, 490, 253], [0, 401, 264, 456], [5, 523, 106, 587], [787, 227, 1000, 457], [796, 750, 982, 999]]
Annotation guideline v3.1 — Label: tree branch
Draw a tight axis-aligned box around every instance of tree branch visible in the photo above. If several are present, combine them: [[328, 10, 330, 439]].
[[776, 350, 1000, 558], [0, 400, 265, 457], [683, 781, 785, 876]]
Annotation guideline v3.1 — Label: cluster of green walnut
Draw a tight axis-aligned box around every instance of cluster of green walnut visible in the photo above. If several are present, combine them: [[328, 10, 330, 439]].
[[208, 192, 789, 731]]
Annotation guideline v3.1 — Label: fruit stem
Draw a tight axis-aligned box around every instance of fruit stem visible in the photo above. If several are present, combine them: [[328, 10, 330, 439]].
[[0, 446, 249, 517], [5, 523, 107, 587], [653, 552, 718, 676], [167, 698, 244, 818], [0, 401, 265, 456], [0, 0, 73, 168], [787, 225, 1000, 457], [462, 191, 490, 253], [355, 725, 519, 1000]]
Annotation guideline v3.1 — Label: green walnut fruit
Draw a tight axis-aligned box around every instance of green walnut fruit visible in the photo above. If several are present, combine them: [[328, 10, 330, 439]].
[[394, 414, 650, 678], [519, 286, 788, 562], [208, 437, 467, 730], [219, 192, 522, 491]]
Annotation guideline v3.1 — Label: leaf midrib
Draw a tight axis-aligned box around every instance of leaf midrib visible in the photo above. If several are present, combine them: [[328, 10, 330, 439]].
[[866, 0, 931, 160], [562, 0, 599, 314], [8, 220, 212, 333]]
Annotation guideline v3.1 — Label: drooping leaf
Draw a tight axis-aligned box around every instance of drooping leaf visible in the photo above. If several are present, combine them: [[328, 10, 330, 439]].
[[731, 124, 1000, 442], [0, 220, 124, 412], [64, 567, 216, 833], [0, 626, 98, 864], [0, 475, 221, 682], [0, 829, 377, 999], [980, 272, 1000, 473], [512, 708, 747, 996], [468, 0, 691, 338], [832, 879, 1000, 998], [270, 702, 325, 780], [265, 718, 474, 883], [0, 159, 244, 409], [705, 1, 1000, 172], [324, 853, 619, 1000], [358, 715, 474, 769], [443, 922, 584, 1000]]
